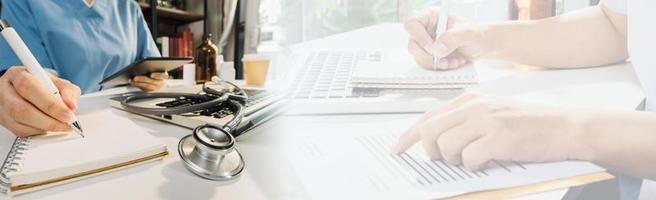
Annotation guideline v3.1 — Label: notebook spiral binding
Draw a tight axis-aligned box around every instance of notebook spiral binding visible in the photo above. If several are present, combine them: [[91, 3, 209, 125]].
[[0, 137, 31, 194]]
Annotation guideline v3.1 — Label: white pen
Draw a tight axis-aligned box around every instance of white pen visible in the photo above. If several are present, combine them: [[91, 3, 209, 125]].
[[433, 0, 452, 70], [0, 19, 85, 138]]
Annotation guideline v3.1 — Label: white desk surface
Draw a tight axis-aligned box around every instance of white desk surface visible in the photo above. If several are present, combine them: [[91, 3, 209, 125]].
[[1, 23, 645, 200]]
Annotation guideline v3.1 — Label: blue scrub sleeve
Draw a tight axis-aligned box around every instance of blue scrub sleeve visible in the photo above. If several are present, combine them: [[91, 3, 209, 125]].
[[0, 0, 54, 71], [134, 5, 161, 59]]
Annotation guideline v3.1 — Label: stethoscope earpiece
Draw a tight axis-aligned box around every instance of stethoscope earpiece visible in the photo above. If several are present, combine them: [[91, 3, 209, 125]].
[[178, 124, 245, 181]]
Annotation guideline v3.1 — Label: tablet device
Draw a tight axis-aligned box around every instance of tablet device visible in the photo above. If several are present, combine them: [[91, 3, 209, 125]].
[[99, 57, 193, 88]]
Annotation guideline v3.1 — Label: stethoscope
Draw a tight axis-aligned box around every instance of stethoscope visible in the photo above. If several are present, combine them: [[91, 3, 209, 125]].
[[178, 124, 245, 180], [120, 77, 247, 180]]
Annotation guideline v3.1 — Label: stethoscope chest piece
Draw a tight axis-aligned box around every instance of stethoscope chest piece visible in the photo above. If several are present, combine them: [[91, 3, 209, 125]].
[[178, 124, 245, 181]]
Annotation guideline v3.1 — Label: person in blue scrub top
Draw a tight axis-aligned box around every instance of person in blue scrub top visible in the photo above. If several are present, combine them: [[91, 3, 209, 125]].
[[0, 0, 169, 137]]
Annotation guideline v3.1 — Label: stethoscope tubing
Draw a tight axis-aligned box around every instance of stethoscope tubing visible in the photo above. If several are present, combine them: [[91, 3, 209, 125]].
[[120, 92, 229, 115], [119, 81, 248, 134]]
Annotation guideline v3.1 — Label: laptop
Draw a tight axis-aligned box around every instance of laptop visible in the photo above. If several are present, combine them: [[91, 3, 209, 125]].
[[277, 48, 467, 115]]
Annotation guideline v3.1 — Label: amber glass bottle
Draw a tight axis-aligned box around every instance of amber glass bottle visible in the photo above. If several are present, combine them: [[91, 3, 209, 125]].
[[194, 33, 219, 83]]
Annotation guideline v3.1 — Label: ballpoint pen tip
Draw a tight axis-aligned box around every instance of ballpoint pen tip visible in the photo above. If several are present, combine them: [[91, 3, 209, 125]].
[[71, 123, 85, 138], [72, 121, 84, 132]]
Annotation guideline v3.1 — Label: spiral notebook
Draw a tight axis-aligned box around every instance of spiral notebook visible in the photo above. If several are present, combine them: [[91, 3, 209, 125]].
[[349, 49, 478, 89], [0, 109, 168, 196]]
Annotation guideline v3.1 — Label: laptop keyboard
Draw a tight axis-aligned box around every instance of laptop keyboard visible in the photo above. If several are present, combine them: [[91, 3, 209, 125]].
[[287, 50, 382, 99]]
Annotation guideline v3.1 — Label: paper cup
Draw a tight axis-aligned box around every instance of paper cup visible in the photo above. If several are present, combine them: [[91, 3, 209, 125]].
[[183, 63, 196, 86], [242, 54, 270, 86]]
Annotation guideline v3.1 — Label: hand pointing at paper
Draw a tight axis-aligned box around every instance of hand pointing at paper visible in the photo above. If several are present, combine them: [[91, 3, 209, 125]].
[[392, 93, 656, 180], [392, 93, 582, 171]]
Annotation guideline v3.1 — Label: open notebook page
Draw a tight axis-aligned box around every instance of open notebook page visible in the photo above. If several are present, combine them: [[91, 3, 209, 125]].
[[349, 49, 478, 85], [4, 109, 166, 186]]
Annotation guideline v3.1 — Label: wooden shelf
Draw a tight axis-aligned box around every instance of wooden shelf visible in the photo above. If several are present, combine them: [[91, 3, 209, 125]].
[[138, 2, 204, 25]]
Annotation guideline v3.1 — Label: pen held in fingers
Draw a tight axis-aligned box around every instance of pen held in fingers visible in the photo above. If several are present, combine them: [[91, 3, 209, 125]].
[[433, 57, 442, 71], [1, 20, 86, 138], [433, 0, 451, 70]]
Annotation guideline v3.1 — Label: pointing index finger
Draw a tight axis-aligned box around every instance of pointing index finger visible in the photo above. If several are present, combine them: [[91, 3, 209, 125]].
[[392, 94, 477, 154]]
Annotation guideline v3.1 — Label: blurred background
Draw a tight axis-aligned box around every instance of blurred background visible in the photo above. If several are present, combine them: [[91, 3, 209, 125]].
[[250, 0, 600, 53], [0, 0, 602, 79], [161, 0, 601, 79]]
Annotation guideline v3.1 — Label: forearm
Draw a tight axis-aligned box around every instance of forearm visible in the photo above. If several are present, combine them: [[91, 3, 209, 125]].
[[572, 110, 656, 180], [479, 6, 628, 68]]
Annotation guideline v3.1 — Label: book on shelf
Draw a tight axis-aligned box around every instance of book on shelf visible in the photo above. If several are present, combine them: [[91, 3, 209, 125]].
[[156, 30, 194, 57]]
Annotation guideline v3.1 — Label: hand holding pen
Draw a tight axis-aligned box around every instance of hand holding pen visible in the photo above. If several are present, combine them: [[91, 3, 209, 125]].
[[0, 20, 84, 138], [0, 68, 82, 137], [404, 2, 487, 70]]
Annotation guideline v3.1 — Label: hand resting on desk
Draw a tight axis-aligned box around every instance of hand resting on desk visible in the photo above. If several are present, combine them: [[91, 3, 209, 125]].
[[0, 66, 80, 137]]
